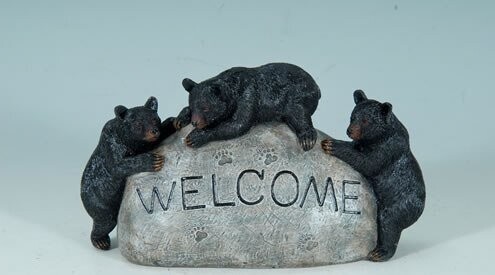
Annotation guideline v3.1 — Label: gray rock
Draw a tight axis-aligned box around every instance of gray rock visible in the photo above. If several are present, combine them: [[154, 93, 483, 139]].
[[118, 123, 377, 268]]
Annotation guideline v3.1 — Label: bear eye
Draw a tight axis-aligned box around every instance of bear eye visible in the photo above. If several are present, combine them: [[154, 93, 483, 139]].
[[361, 118, 369, 125]]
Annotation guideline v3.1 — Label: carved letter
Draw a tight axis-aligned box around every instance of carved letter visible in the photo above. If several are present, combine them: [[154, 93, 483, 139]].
[[136, 182, 176, 214], [212, 174, 235, 207], [342, 180, 361, 215], [237, 169, 264, 205], [271, 170, 299, 207], [181, 176, 206, 210], [299, 176, 338, 211]]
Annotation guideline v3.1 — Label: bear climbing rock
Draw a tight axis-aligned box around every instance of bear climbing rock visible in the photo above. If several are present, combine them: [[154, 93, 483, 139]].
[[321, 90, 425, 262], [174, 63, 321, 151], [81, 97, 176, 250]]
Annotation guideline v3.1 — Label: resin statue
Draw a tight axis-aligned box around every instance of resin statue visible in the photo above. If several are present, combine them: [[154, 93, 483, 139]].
[[174, 63, 321, 151], [81, 97, 176, 250], [321, 90, 425, 261]]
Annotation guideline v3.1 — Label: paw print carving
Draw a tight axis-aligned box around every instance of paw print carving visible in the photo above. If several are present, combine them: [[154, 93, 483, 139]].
[[190, 226, 208, 242], [214, 149, 233, 166], [256, 148, 278, 165], [297, 234, 319, 251]]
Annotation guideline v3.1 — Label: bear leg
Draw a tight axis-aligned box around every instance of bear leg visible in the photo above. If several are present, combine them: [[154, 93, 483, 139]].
[[284, 107, 317, 151], [90, 218, 117, 250], [368, 209, 402, 262]]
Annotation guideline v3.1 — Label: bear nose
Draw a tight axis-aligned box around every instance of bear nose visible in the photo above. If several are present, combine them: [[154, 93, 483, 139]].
[[151, 128, 159, 135], [346, 127, 352, 136], [191, 121, 198, 127]]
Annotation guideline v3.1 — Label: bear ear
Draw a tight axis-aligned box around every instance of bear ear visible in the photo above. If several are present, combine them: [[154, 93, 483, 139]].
[[381, 102, 393, 122], [182, 78, 197, 93], [144, 96, 158, 111], [353, 90, 368, 104], [114, 105, 128, 119]]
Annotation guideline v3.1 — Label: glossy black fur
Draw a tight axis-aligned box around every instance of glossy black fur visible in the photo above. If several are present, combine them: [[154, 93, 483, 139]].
[[321, 90, 425, 261], [81, 97, 176, 250], [175, 63, 321, 150]]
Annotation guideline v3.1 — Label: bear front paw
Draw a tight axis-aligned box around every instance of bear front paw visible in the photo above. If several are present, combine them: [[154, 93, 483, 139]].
[[173, 118, 185, 130], [174, 107, 191, 129], [298, 128, 317, 151], [152, 153, 165, 172], [185, 129, 208, 148], [321, 138, 334, 155]]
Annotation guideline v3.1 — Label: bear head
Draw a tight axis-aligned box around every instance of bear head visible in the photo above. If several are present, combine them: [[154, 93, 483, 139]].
[[346, 90, 394, 143], [114, 96, 162, 143], [182, 78, 233, 129]]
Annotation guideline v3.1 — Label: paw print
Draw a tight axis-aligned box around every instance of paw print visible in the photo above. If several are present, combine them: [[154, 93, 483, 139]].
[[297, 234, 319, 251], [190, 226, 208, 242], [256, 148, 278, 165], [214, 149, 233, 166]]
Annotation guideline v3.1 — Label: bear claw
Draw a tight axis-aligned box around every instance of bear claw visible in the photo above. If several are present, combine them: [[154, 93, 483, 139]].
[[368, 248, 394, 262], [152, 153, 164, 171], [185, 136, 194, 147], [173, 119, 182, 130], [91, 235, 111, 250], [321, 139, 333, 155], [185, 130, 207, 148], [298, 129, 317, 151]]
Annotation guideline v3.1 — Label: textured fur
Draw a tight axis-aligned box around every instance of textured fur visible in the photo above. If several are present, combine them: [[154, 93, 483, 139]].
[[81, 97, 176, 250], [321, 90, 425, 261], [175, 63, 321, 150]]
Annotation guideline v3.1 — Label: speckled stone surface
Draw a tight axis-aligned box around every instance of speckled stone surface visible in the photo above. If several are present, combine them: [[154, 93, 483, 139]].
[[118, 123, 377, 268]]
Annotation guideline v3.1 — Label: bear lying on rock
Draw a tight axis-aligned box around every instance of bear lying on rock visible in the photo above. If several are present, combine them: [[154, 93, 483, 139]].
[[174, 63, 321, 151], [321, 90, 425, 261], [81, 97, 176, 250]]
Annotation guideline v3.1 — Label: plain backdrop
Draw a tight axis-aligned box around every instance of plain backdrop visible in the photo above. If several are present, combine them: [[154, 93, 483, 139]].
[[0, 1, 494, 274]]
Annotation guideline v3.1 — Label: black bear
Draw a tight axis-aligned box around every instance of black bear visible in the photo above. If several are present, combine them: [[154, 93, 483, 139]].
[[174, 63, 321, 151], [81, 97, 176, 250], [321, 90, 425, 261]]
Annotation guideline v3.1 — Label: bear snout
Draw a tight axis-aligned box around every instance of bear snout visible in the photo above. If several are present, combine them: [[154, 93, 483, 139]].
[[191, 113, 207, 129], [347, 124, 362, 141]]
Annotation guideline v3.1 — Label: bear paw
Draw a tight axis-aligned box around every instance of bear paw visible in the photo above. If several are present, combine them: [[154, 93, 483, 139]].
[[174, 107, 191, 129], [185, 129, 208, 148], [91, 235, 111, 250], [368, 247, 395, 262], [174, 118, 187, 130], [152, 153, 165, 172], [321, 138, 334, 155], [298, 128, 317, 151]]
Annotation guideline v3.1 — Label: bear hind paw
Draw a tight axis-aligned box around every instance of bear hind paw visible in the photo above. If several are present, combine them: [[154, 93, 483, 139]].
[[91, 235, 111, 250], [367, 247, 395, 262]]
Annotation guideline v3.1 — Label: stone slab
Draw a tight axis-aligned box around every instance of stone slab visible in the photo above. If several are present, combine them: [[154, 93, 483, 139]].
[[118, 123, 377, 268]]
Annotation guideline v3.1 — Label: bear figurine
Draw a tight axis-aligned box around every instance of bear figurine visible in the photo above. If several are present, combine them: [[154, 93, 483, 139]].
[[174, 63, 321, 151], [81, 97, 176, 250], [321, 90, 425, 261]]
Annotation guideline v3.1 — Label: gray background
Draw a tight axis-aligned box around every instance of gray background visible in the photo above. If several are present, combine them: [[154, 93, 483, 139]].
[[0, 0, 493, 274]]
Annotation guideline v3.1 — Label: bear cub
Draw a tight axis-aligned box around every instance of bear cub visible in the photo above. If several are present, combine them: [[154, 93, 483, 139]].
[[174, 63, 321, 151], [81, 97, 176, 250], [321, 90, 425, 261]]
